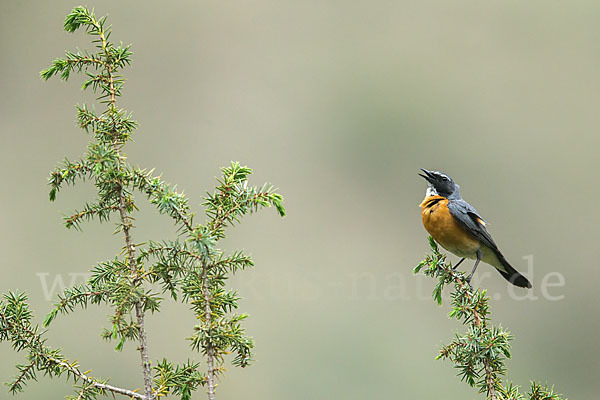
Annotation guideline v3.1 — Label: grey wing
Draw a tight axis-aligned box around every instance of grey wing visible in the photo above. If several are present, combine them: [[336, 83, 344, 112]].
[[447, 200, 499, 251]]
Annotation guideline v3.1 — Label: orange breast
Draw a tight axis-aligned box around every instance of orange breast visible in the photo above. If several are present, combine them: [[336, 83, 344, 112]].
[[420, 195, 480, 257]]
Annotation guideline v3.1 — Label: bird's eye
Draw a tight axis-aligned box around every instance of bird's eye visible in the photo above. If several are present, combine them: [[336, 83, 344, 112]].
[[441, 176, 448, 181]]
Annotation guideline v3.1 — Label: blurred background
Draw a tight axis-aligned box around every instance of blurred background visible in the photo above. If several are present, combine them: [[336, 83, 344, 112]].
[[1, 1, 598, 398]]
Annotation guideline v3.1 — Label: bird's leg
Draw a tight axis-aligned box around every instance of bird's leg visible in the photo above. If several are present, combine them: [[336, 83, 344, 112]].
[[466, 250, 483, 288], [452, 257, 466, 271]]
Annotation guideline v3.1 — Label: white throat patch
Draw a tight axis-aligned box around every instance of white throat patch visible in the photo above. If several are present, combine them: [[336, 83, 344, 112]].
[[425, 185, 438, 197]]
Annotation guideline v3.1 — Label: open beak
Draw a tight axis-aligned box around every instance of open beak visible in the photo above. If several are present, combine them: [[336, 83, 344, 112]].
[[419, 168, 434, 182]]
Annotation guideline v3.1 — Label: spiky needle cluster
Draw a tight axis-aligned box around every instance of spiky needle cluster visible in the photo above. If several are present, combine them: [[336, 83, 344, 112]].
[[415, 237, 565, 400], [0, 7, 284, 400]]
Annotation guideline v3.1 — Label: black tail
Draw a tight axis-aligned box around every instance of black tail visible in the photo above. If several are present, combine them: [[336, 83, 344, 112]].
[[495, 251, 532, 288]]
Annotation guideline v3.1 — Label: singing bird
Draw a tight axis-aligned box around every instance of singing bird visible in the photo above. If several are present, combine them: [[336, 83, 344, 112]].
[[419, 169, 531, 288]]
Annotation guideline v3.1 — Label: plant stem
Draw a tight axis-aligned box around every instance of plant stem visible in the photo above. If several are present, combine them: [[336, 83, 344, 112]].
[[92, 13, 153, 398], [445, 266, 497, 400], [484, 359, 497, 400], [117, 185, 153, 400], [202, 258, 216, 400]]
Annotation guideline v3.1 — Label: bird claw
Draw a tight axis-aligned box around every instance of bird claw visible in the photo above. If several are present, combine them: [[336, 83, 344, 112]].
[[465, 275, 474, 290]]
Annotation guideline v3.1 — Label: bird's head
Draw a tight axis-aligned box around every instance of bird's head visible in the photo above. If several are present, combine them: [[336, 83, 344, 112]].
[[419, 168, 460, 198]]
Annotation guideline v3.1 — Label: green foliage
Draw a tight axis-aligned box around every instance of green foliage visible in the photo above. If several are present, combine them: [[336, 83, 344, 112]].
[[0, 292, 124, 397], [1, 6, 284, 400], [153, 359, 206, 400], [415, 237, 566, 400]]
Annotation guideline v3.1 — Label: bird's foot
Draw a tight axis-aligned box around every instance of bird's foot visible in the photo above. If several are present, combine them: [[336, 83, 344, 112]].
[[452, 257, 466, 271], [452, 257, 465, 271], [465, 273, 474, 290]]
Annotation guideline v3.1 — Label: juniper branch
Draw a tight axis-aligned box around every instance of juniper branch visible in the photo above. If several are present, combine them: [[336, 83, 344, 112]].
[[415, 237, 566, 400], [0, 292, 144, 399], [1, 6, 286, 400]]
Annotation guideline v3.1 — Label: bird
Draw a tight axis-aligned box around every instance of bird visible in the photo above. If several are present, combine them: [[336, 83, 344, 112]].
[[419, 168, 532, 288]]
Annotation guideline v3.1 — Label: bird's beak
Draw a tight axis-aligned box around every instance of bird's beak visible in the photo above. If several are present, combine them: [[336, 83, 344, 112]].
[[419, 168, 434, 182]]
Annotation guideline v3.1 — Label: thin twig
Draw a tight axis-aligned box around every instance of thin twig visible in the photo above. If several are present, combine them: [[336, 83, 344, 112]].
[[175, 206, 194, 233], [51, 358, 145, 399]]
